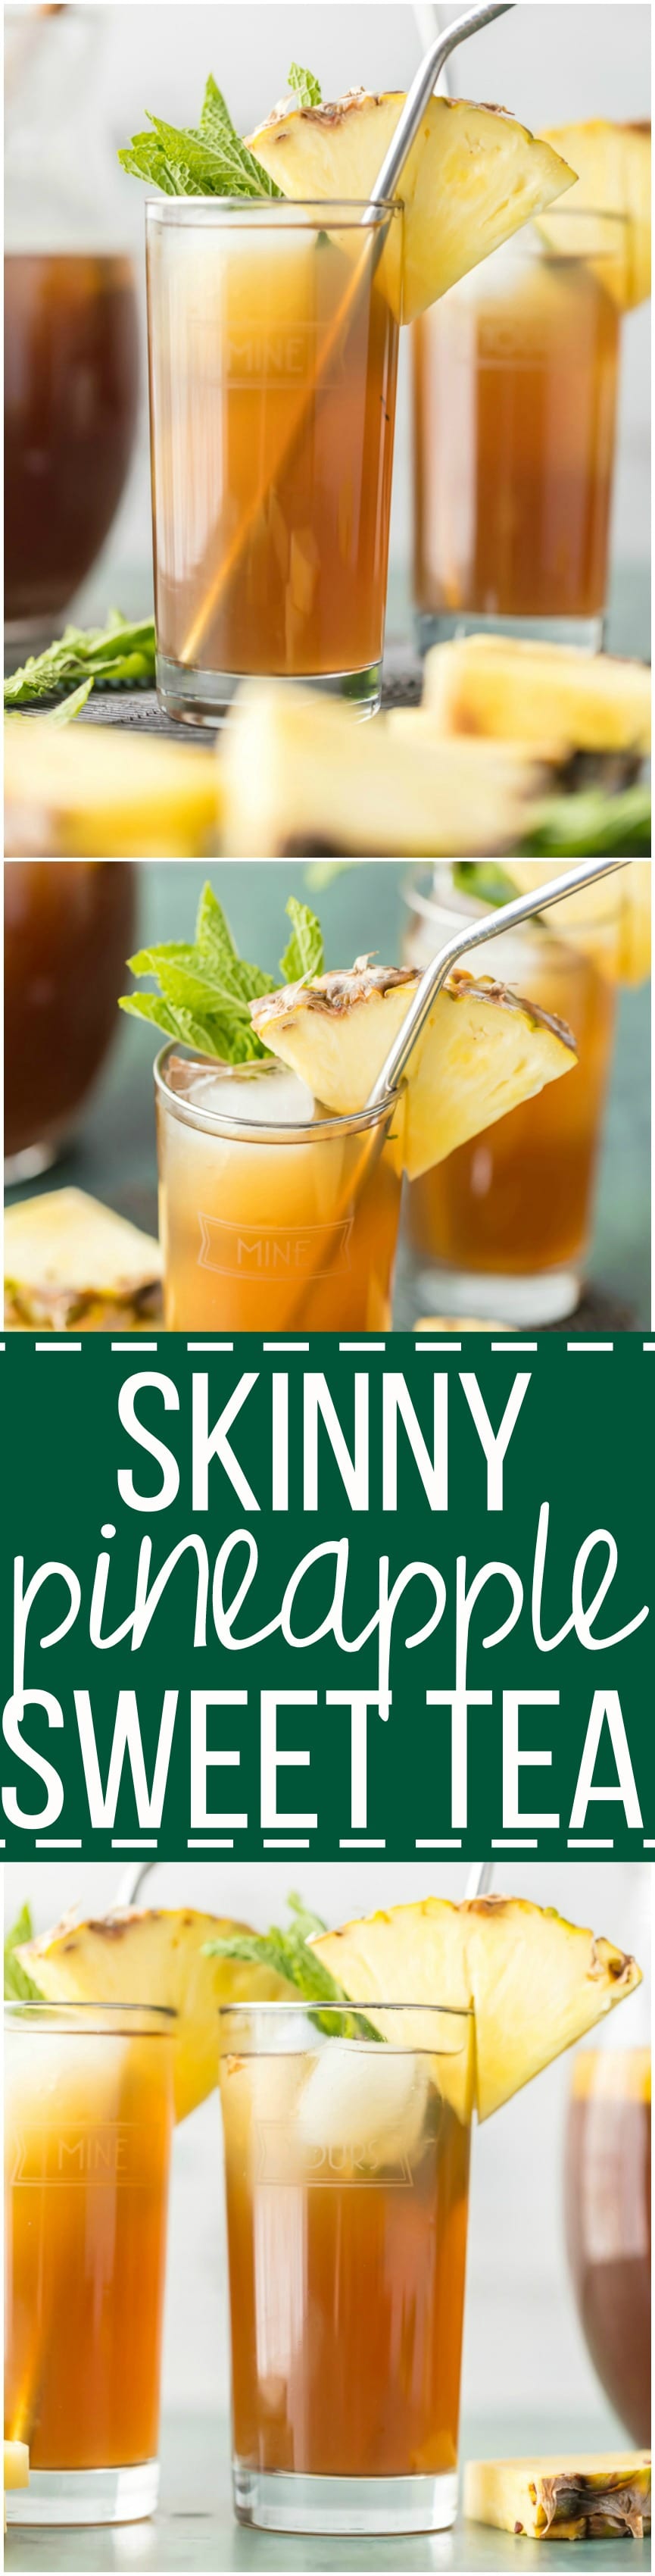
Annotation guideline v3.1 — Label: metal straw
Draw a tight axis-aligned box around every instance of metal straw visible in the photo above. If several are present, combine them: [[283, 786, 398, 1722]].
[[366, 858, 627, 1111], [360, 0, 514, 221]]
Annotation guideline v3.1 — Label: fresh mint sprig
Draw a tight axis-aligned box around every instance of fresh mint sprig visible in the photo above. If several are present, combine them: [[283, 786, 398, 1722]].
[[4, 612, 155, 708], [205, 1896, 382, 2042], [119, 72, 283, 199], [119, 885, 324, 1062], [288, 63, 323, 108], [5, 1905, 42, 2002]]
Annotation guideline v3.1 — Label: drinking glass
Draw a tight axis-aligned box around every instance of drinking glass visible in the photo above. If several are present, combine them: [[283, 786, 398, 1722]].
[[146, 199, 402, 722], [412, 211, 624, 652], [402, 868, 617, 1325], [155, 1047, 402, 1331], [218, 1999, 474, 2535], [5, 9, 139, 646], [565, 2046, 651, 2444], [4, 2002, 175, 2525]]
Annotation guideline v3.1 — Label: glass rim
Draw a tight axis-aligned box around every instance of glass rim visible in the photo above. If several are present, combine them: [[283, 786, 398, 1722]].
[[154, 1042, 400, 1146], [145, 194, 402, 227], [4, 1998, 176, 2027], [404, 874, 620, 939], [217, 1997, 473, 2021]]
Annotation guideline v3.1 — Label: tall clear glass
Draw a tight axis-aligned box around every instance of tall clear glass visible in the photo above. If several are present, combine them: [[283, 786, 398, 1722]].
[[146, 199, 402, 722], [155, 1047, 402, 1331], [402, 868, 617, 1325], [412, 211, 624, 652], [5, 2002, 175, 2526], [218, 1999, 474, 2536]]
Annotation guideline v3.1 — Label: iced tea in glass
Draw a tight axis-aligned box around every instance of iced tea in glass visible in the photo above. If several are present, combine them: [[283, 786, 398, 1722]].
[[5, 2002, 174, 2525], [565, 2047, 651, 2444], [155, 1047, 401, 1331], [146, 199, 401, 721], [403, 871, 617, 1324], [219, 1999, 474, 2534], [413, 211, 622, 650]]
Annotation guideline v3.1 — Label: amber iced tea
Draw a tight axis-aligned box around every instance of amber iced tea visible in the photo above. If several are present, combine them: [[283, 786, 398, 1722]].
[[146, 202, 401, 720], [404, 883, 616, 1321], [156, 1051, 401, 1332], [5, 254, 139, 633], [413, 216, 622, 646], [4, 2005, 173, 2525], [220, 2003, 473, 2536]]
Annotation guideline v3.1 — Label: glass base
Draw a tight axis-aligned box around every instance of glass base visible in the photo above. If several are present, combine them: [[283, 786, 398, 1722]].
[[5, 2459, 160, 2528], [415, 608, 604, 655], [413, 1261, 581, 1327], [155, 652, 382, 727], [5, 1140, 58, 1186], [233, 2462, 457, 2536]]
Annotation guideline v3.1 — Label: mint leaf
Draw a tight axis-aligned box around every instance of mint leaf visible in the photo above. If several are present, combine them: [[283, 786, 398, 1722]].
[[119, 74, 283, 200], [5, 1905, 42, 2002], [204, 1919, 381, 2042], [48, 679, 95, 725], [288, 62, 323, 108], [279, 897, 324, 985], [451, 862, 519, 909], [520, 785, 651, 859], [119, 881, 296, 1062], [5, 613, 155, 707]]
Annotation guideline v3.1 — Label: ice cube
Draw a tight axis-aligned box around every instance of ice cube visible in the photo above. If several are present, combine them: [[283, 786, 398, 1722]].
[[295, 2042, 429, 2165]]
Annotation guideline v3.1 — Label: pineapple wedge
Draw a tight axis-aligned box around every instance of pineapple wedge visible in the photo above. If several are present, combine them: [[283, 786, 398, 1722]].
[[251, 959, 575, 1182], [17, 1908, 291, 2121], [4, 717, 220, 859], [423, 636, 652, 759], [539, 120, 651, 308], [312, 1895, 641, 2122], [248, 91, 575, 323], [502, 860, 651, 987], [464, 2452, 651, 2540], [5, 1189, 163, 1333], [221, 683, 541, 858]]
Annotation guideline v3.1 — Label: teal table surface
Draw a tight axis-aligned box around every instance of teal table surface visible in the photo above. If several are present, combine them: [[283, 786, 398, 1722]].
[[5, 858, 651, 1327], [5, 2412, 650, 2575]]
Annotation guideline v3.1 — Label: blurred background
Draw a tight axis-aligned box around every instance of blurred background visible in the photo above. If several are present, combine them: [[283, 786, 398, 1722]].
[[5, 858, 651, 1324], [5, 3, 650, 654], [5, 1858, 650, 2450]]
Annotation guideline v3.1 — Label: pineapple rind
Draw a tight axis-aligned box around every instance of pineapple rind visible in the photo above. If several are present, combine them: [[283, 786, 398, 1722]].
[[464, 2452, 651, 2539]]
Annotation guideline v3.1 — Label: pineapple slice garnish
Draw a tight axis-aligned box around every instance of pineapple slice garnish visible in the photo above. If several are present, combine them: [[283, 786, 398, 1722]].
[[248, 91, 575, 322], [538, 120, 650, 308], [251, 958, 575, 1182], [422, 636, 652, 761], [312, 1895, 641, 2122], [17, 1908, 291, 2121], [502, 859, 651, 988], [4, 718, 220, 861], [220, 682, 542, 859]]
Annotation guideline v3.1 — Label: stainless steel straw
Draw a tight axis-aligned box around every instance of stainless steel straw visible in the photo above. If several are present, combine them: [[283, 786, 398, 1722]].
[[366, 858, 627, 1111], [360, 0, 514, 222]]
